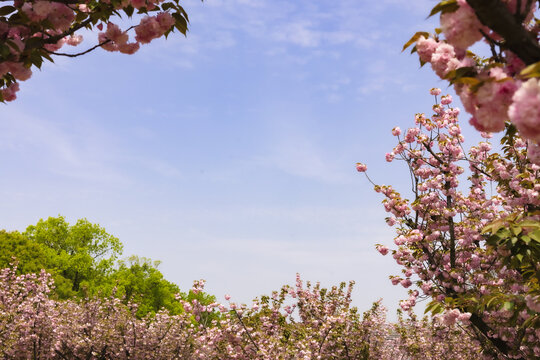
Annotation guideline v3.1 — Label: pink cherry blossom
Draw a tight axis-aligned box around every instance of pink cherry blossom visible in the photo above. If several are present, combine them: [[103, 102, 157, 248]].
[[356, 162, 367, 172], [377, 245, 389, 255], [430, 43, 462, 78], [430, 88, 442, 96], [135, 16, 162, 44], [440, 0, 485, 51], [416, 36, 439, 64], [508, 78, 540, 143]]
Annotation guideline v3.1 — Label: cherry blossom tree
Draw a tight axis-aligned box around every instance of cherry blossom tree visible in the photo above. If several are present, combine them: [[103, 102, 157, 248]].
[[358, 89, 540, 359], [0, 0, 194, 101], [403, 0, 540, 161]]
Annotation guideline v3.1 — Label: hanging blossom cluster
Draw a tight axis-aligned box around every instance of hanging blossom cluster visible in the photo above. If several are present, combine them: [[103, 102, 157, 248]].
[[0, 0, 190, 101], [357, 89, 540, 359], [0, 267, 484, 359], [408, 0, 540, 155]]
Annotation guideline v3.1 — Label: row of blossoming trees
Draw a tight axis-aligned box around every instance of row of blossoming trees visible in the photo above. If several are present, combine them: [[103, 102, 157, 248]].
[[1, 267, 484, 359], [1, 0, 540, 359]]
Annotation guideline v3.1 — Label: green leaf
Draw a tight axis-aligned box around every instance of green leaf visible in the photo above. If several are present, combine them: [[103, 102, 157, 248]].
[[444, 66, 476, 83], [428, 0, 459, 18], [502, 301, 514, 311], [452, 77, 481, 86], [0, 44, 10, 59], [124, 5, 134, 17], [75, 11, 87, 22], [511, 226, 522, 236], [161, 3, 173, 10], [424, 301, 443, 315], [402, 31, 430, 52], [530, 229, 540, 243], [24, 37, 44, 50], [0, 5, 16, 16], [482, 219, 505, 234], [172, 12, 188, 35], [176, 4, 189, 22], [42, 51, 54, 63], [520, 61, 540, 79], [519, 220, 540, 229], [5, 39, 21, 53]]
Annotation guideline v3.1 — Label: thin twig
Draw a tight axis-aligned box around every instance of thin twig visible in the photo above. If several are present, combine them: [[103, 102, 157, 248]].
[[233, 309, 261, 355]]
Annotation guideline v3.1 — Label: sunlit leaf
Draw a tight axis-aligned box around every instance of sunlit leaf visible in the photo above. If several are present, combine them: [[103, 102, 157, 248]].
[[402, 31, 430, 52], [428, 0, 459, 18]]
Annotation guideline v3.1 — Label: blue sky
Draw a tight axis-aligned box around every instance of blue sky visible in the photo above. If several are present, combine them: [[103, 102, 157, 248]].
[[0, 0, 477, 317]]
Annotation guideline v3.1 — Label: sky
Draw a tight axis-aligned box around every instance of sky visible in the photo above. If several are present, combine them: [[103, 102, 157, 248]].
[[0, 0, 481, 319]]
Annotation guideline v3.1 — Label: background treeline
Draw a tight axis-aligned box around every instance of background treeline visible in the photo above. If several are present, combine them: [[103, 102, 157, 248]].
[[0, 216, 214, 317]]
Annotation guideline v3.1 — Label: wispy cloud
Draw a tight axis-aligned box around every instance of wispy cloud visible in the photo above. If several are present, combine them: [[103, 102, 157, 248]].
[[153, 0, 427, 65], [254, 128, 353, 184], [0, 108, 125, 181]]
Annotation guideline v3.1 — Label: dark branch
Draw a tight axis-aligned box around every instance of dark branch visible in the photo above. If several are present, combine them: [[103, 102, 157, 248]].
[[46, 40, 110, 58], [468, 313, 523, 359], [466, 0, 540, 65]]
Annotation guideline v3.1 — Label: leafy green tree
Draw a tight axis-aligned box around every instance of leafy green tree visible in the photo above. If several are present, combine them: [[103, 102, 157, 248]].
[[103, 256, 184, 317], [0, 216, 216, 317], [0, 229, 75, 297], [24, 216, 123, 296], [0, 230, 51, 273]]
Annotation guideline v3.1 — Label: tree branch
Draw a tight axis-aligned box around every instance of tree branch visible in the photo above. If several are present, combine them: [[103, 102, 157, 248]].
[[466, 0, 540, 65], [46, 40, 111, 58], [468, 313, 523, 359]]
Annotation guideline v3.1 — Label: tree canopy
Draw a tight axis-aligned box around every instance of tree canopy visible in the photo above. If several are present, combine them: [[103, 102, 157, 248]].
[[0, 216, 213, 317]]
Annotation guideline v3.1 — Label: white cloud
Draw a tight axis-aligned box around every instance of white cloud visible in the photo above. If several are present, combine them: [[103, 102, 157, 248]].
[[273, 21, 321, 48], [256, 132, 352, 184]]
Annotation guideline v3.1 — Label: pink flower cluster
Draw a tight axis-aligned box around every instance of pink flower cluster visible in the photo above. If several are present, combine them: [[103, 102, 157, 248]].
[[440, 0, 486, 51], [98, 23, 139, 54], [411, 0, 540, 159], [508, 78, 540, 143], [21, 1, 75, 32], [135, 13, 175, 44], [97, 12, 175, 55]]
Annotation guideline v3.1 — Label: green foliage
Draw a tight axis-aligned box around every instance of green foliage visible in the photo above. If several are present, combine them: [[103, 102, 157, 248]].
[[100, 256, 185, 317], [24, 216, 123, 296], [0, 230, 52, 274], [0, 229, 75, 298], [483, 214, 540, 293], [0, 216, 215, 318]]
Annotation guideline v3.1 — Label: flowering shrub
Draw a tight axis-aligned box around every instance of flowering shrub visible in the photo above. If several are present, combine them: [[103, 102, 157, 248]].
[[0, 266, 486, 359], [404, 0, 540, 158], [0, 267, 198, 359], [0, 0, 193, 101], [358, 89, 540, 359], [393, 310, 483, 360]]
